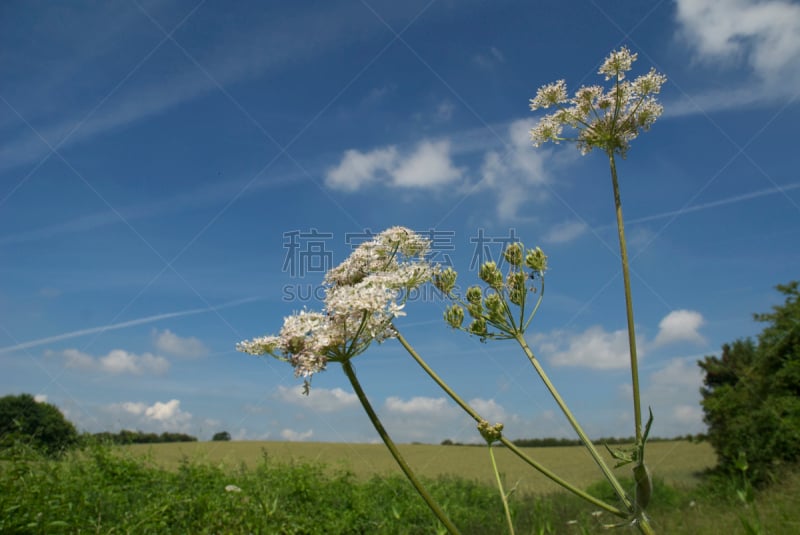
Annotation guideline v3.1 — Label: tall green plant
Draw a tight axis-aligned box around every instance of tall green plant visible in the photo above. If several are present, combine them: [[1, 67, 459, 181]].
[[237, 47, 667, 534]]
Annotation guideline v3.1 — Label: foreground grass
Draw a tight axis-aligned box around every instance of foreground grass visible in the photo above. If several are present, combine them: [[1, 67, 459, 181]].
[[1, 442, 798, 534], [124, 440, 715, 495]]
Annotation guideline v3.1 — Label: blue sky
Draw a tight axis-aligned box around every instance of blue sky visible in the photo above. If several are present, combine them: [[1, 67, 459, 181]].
[[1, 0, 799, 452]]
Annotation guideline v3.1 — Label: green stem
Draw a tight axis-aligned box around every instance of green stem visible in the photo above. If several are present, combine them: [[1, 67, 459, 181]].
[[638, 516, 656, 535], [395, 331, 626, 518], [340, 360, 461, 535], [514, 333, 633, 512], [608, 152, 643, 443], [488, 443, 515, 535]]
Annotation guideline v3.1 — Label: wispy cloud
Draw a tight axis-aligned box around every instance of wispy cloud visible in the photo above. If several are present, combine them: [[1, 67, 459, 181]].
[[152, 329, 208, 358], [0, 296, 264, 354], [48, 348, 170, 375], [276, 385, 358, 413], [615, 182, 800, 226], [675, 0, 800, 85], [0, 2, 430, 175], [280, 428, 314, 441], [478, 119, 552, 219], [543, 220, 588, 244], [473, 46, 506, 70], [0, 168, 299, 246], [671, 0, 800, 114]]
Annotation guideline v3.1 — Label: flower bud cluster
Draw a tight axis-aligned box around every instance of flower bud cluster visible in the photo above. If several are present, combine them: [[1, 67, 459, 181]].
[[443, 242, 547, 340], [237, 227, 435, 392], [529, 47, 666, 157], [477, 420, 504, 444]]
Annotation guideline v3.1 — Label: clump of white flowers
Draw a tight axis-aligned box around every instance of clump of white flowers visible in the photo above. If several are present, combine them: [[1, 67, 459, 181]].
[[529, 47, 666, 157], [236, 227, 435, 393]]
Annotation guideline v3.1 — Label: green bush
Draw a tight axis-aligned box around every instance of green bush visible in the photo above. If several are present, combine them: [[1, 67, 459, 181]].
[[212, 431, 232, 441], [0, 393, 78, 456], [698, 281, 800, 484]]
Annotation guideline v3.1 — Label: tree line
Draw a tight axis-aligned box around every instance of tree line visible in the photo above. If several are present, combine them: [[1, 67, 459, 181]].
[[91, 430, 197, 444]]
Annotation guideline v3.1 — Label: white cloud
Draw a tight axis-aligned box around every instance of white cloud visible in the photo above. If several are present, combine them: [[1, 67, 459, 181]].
[[152, 329, 208, 358], [145, 400, 186, 422], [99, 350, 169, 375], [280, 428, 314, 441], [118, 402, 147, 415], [34, 394, 48, 403], [59, 348, 95, 369], [325, 139, 462, 191], [382, 396, 461, 443], [276, 385, 358, 413], [479, 119, 550, 219], [468, 398, 510, 424], [48, 348, 169, 375], [673, 404, 704, 426], [324, 119, 560, 219], [384, 396, 453, 415], [649, 357, 705, 390], [642, 358, 706, 435], [654, 310, 706, 346], [676, 0, 800, 82], [392, 140, 462, 187], [106, 399, 192, 432], [325, 146, 397, 191], [531, 310, 705, 370], [534, 326, 639, 370], [543, 220, 588, 244]]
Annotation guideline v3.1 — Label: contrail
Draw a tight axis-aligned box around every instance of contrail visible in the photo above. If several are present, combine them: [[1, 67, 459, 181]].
[[623, 182, 800, 226], [0, 296, 266, 355]]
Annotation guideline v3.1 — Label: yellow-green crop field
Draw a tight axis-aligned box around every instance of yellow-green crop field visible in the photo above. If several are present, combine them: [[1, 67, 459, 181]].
[[125, 439, 715, 495]]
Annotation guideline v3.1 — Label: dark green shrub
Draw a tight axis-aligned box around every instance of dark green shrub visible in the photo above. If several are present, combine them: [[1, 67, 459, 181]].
[[698, 282, 800, 484], [0, 393, 78, 456]]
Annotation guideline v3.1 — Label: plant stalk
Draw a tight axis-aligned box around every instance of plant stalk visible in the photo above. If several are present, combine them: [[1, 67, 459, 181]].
[[341, 360, 461, 535], [488, 443, 515, 535], [395, 331, 626, 518], [514, 333, 633, 512], [608, 152, 643, 443]]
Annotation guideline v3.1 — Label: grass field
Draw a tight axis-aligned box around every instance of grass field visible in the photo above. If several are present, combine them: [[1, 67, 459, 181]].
[[4, 439, 800, 533], [125, 439, 716, 496]]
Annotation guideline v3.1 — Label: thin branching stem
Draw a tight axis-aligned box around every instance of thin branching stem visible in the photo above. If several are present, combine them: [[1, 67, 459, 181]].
[[488, 443, 515, 535], [394, 331, 627, 518], [514, 334, 633, 512]]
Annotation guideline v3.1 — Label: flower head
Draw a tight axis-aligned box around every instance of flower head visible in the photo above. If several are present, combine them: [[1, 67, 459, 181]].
[[237, 227, 435, 392], [529, 80, 568, 110], [529, 47, 666, 157], [598, 46, 637, 81]]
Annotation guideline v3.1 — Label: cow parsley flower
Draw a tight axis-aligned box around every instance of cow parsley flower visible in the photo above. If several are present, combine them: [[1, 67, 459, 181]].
[[236, 227, 435, 393], [529, 46, 666, 157]]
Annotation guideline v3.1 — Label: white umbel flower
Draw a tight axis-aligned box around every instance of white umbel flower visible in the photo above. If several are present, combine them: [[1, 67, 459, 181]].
[[529, 47, 666, 158], [236, 227, 435, 392]]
